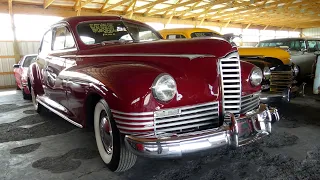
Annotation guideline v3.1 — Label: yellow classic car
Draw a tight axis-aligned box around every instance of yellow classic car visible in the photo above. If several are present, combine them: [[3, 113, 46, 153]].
[[159, 28, 304, 102]]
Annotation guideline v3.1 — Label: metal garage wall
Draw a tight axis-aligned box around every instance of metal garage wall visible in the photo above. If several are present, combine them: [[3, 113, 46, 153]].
[[302, 28, 320, 37], [0, 41, 40, 88]]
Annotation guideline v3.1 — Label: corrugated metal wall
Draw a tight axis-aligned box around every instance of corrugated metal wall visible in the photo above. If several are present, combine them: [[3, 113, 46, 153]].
[[0, 41, 40, 88], [302, 28, 320, 37]]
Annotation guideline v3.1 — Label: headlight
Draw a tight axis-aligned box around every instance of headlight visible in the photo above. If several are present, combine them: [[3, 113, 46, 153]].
[[292, 64, 299, 77], [250, 67, 263, 86], [263, 67, 271, 79], [152, 74, 177, 102]]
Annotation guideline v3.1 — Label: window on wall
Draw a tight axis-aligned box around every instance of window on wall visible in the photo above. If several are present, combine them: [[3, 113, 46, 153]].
[[0, 14, 13, 41], [14, 14, 63, 41]]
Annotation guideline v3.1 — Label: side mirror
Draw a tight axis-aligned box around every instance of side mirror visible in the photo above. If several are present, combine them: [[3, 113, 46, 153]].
[[315, 51, 320, 56], [13, 64, 20, 68]]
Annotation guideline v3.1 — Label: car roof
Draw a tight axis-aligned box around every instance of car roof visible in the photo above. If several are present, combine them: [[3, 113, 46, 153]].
[[260, 37, 320, 42]]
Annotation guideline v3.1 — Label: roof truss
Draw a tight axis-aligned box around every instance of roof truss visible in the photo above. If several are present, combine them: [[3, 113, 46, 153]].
[[2, 0, 320, 29]]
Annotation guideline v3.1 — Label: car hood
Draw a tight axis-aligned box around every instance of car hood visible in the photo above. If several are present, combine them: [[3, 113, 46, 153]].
[[69, 38, 240, 107], [238, 47, 291, 65], [79, 38, 236, 59]]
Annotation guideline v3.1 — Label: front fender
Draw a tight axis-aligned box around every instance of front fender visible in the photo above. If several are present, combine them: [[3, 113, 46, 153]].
[[75, 63, 165, 112]]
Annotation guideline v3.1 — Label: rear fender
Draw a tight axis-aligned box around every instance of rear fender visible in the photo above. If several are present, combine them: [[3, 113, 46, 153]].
[[29, 63, 45, 96]]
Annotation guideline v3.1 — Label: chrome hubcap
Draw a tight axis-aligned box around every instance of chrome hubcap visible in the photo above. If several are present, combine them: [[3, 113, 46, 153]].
[[100, 112, 113, 155]]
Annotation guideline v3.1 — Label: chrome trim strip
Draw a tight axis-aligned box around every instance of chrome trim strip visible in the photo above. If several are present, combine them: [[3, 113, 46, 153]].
[[117, 125, 154, 131], [155, 111, 219, 123], [113, 114, 154, 120], [156, 122, 214, 133], [111, 109, 154, 116], [156, 116, 219, 129], [36, 98, 83, 128], [61, 53, 215, 60], [114, 119, 154, 126]]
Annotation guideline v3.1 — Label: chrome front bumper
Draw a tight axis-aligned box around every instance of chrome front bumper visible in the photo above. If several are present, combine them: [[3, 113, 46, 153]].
[[260, 83, 306, 102], [124, 104, 279, 158]]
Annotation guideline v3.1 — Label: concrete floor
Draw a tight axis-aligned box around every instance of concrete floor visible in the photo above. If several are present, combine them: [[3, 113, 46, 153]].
[[1, 87, 320, 180]]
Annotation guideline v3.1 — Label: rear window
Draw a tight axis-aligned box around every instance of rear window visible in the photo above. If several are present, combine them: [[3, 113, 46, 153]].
[[22, 56, 37, 67], [190, 32, 221, 38]]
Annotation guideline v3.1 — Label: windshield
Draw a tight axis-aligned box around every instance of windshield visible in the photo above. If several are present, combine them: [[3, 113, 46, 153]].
[[22, 55, 37, 67], [77, 21, 161, 45]]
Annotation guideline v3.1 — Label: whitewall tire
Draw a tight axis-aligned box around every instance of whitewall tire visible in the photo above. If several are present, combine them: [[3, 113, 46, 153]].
[[94, 99, 137, 172]]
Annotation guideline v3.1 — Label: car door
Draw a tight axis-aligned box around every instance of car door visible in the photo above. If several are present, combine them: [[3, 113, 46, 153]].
[[304, 40, 320, 76], [44, 25, 77, 115], [288, 39, 311, 77]]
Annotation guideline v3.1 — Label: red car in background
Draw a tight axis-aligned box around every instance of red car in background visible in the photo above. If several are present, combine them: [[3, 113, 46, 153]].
[[13, 54, 37, 99]]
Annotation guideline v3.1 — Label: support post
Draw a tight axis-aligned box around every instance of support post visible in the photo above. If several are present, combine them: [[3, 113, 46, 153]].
[[8, 0, 20, 63]]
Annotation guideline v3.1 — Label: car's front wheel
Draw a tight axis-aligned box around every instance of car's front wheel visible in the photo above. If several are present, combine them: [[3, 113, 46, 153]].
[[94, 99, 137, 172]]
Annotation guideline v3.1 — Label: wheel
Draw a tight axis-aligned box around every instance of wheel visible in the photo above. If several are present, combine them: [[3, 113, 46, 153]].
[[16, 81, 20, 90], [94, 99, 137, 172], [22, 88, 31, 100], [31, 87, 43, 113]]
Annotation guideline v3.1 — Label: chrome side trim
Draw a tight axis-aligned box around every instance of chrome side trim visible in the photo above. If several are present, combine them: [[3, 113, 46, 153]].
[[36, 98, 83, 128], [111, 109, 154, 116], [61, 53, 215, 60], [113, 114, 154, 121]]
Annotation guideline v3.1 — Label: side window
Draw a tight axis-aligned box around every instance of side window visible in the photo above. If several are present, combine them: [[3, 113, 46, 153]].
[[307, 41, 318, 52], [166, 34, 186, 39], [53, 26, 75, 51], [40, 30, 52, 55], [289, 40, 306, 51]]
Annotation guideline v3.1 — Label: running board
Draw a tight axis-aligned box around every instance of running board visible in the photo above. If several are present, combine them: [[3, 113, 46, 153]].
[[36, 98, 83, 128]]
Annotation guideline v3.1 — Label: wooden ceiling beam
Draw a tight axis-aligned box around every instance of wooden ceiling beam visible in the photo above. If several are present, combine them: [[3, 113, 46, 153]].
[[146, 0, 203, 17], [127, 0, 167, 15], [128, 0, 137, 19], [181, 0, 261, 20], [123, 0, 135, 14], [143, 5, 156, 14], [75, 0, 93, 11], [209, 0, 316, 21], [101, 0, 131, 13], [177, 0, 230, 18], [43, 0, 55, 9], [100, 0, 110, 11], [178, 1, 201, 17]]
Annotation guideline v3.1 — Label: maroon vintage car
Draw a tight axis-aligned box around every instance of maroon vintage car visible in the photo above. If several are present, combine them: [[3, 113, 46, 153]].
[[28, 16, 279, 172], [13, 54, 37, 99]]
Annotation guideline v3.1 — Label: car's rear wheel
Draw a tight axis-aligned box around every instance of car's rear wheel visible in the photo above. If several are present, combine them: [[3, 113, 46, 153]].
[[22, 88, 31, 100], [94, 99, 137, 172], [31, 87, 43, 113]]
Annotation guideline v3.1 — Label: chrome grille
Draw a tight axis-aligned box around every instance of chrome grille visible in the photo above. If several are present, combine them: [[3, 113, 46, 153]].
[[219, 52, 242, 115], [154, 101, 219, 136], [270, 71, 293, 93], [241, 92, 260, 113]]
